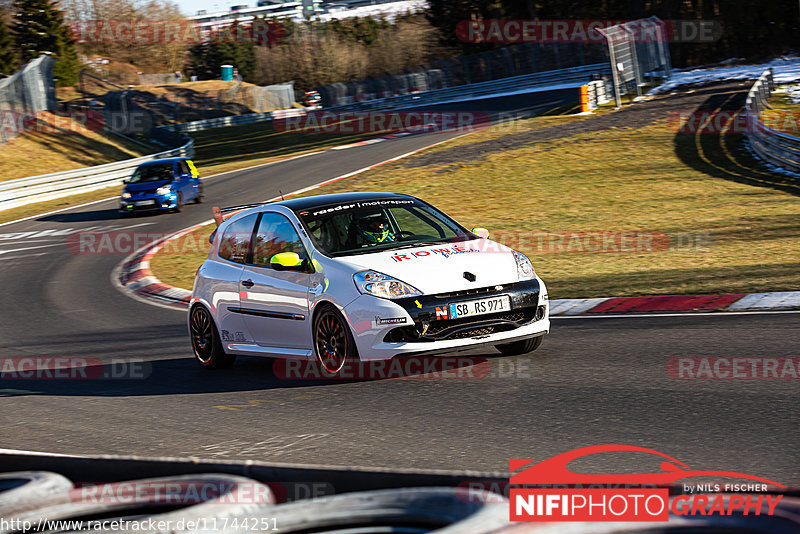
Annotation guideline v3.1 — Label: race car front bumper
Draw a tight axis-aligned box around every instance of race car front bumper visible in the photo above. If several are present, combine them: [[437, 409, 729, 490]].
[[119, 192, 178, 213], [343, 278, 549, 360]]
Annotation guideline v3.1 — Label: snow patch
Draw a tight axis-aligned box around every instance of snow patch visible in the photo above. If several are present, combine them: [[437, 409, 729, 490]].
[[649, 56, 800, 95]]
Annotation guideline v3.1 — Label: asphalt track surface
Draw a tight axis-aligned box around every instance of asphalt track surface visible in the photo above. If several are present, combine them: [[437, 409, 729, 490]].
[[0, 93, 797, 486]]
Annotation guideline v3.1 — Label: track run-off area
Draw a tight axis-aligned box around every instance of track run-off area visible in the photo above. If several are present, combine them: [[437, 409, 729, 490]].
[[0, 88, 797, 483]]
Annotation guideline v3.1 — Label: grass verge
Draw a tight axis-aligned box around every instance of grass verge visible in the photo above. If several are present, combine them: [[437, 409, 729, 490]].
[[151, 115, 800, 299], [0, 114, 156, 183]]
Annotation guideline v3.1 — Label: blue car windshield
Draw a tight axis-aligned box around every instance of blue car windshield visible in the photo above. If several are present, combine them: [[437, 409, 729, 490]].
[[129, 164, 173, 183]]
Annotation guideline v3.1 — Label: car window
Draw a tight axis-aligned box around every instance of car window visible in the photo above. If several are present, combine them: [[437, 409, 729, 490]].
[[251, 212, 309, 267], [178, 160, 190, 175], [128, 163, 173, 183], [297, 199, 471, 256], [389, 206, 448, 238], [307, 213, 352, 254], [218, 214, 258, 264]]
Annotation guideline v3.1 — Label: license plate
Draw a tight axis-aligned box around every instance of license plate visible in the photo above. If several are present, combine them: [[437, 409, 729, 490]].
[[134, 200, 155, 206], [448, 295, 510, 319]]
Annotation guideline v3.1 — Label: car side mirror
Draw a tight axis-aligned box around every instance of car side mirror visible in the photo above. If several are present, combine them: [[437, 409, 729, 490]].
[[472, 227, 489, 239], [270, 252, 304, 271], [122, 179, 129, 184]]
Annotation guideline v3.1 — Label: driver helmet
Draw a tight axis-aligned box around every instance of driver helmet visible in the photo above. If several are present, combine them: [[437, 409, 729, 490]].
[[356, 212, 392, 243]]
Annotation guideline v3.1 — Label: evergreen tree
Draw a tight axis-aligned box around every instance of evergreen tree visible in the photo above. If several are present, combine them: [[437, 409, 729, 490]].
[[52, 21, 78, 85], [425, 0, 800, 67], [189, 21, 256, 83], [12, 0, 79, 85], [188, 41, 219, 80], [0, 19, 18, 76]]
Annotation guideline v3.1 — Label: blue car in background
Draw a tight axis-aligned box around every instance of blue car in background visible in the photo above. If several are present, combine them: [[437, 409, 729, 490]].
[[119, 157, 204, 215]]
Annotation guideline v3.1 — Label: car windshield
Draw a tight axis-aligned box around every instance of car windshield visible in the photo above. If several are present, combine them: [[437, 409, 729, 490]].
[[297, 198, 474, 256], [129, 164, 173, 183]]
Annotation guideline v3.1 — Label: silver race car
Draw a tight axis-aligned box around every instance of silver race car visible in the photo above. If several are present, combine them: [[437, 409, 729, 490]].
[[189, 192, 549, 375]]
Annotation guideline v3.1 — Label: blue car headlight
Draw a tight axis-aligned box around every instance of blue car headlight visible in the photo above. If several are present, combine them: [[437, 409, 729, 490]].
[[156, 185, 172, 196], [121, 192, 131, 200]]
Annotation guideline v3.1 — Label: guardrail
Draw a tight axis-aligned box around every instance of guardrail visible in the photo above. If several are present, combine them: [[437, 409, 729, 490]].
[[157, 108, 305, 134], [0, 137, 193, 212], [325, 63, 611, 113], [745, 68, 800, 173]]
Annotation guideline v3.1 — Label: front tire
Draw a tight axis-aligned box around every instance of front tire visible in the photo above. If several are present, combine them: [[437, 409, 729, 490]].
[[495, 335, 543, 356], [173, 192, 183, 213], [190, 305, 235, 369], [313, 305, 356, 377]]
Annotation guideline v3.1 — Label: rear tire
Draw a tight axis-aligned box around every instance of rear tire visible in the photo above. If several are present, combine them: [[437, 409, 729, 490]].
[[190, 305, 235, 369], [495, 335, 543, 356], [194, 184, 204, 204]]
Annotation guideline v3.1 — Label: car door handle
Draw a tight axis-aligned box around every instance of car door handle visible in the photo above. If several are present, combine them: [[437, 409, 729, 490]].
[[241, 279, 254, 288]]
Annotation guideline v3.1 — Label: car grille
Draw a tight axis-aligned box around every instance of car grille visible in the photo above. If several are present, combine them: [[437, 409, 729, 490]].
[[447, 324, 514, 339], [129, 204, 159, 211], [433, 285, 509, 299], [384, 306, 544, 343], [425, 309, 534, 336]]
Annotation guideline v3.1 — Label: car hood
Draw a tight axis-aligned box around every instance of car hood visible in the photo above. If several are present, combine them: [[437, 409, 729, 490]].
[[125, 180, 171, 193], [338, 240, 521, 294]]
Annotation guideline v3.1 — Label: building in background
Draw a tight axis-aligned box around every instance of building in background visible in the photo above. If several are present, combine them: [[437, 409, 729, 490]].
[[189, 0, 426, 31]]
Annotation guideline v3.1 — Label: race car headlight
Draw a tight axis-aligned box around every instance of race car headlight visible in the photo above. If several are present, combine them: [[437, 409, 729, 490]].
[[513, 250, 535, 280], [156, 185, 172, 196], [353, 270, 422, 299], [121, 192, 131, 199]]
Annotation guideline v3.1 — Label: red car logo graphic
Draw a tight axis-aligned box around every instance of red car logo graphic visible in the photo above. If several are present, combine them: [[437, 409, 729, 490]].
[[510, 444, 785, 487]]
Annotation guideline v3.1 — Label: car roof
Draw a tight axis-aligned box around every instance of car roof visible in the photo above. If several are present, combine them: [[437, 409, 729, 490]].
[[273, 192, 417, 213], [137, 157, 188, 167]]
